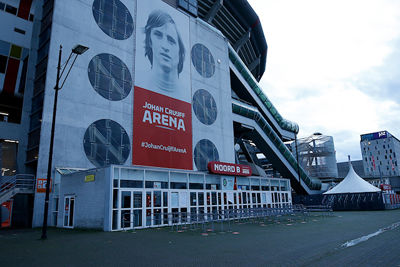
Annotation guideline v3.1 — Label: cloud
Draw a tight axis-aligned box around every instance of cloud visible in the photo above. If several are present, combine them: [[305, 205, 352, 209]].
[[248, 0, 400, 162]]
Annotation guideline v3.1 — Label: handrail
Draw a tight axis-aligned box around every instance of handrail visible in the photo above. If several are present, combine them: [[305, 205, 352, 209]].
[[229, 45, 299, 134], [0, 174, 35, 202], [232, 100, 321, 191]]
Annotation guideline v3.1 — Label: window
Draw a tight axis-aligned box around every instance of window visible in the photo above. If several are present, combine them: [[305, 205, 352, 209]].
[[83, 119, 130, 167], [192, 89, 217, 125], [178, 0, 198, 16], [191, 43, 215, 78], [29, 13, 34, 21], [14, 28, 26, 35], [0, 2, 5, 10], [193, 139, 219, 171], [10, 44, 22, 59], [92, 0, 134, 40], [0, 55, 7, 73], [5, 4, 17, 15], [120, 180, 143, 188], [88, 53, 132, 101]]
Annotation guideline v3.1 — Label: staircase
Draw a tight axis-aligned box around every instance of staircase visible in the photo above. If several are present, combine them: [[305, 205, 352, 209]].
[[0, 174, 35, 204]]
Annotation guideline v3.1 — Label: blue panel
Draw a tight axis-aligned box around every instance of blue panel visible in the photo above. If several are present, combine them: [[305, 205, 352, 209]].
[[22, 48, 29, 59], [0, 40, 10, 56]]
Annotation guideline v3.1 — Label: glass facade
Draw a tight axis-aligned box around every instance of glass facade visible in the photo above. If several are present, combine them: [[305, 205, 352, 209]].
[[110, 166, 291, 231]]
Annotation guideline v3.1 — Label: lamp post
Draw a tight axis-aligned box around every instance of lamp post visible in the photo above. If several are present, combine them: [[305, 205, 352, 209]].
[[41, 44, 89, 240]]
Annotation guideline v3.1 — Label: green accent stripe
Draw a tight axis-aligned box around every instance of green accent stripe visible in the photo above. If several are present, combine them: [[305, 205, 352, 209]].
[[229, 46, 299, 134]]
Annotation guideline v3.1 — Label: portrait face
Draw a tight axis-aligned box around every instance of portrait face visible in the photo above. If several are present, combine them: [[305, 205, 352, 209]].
[[150, 22, 180, 74]]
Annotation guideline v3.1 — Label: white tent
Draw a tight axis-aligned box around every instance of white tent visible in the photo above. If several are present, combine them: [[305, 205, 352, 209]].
[[324, 163, 381, 194]]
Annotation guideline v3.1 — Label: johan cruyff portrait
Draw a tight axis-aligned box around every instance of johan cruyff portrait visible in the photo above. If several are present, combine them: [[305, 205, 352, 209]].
[[135, 2, 190, 102]]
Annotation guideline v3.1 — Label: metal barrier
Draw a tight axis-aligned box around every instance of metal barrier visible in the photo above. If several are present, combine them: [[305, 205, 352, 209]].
[[119, 205, 332, 233]]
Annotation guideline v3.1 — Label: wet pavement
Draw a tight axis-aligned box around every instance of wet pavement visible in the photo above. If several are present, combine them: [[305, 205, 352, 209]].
[[1, 209, 400, 266]]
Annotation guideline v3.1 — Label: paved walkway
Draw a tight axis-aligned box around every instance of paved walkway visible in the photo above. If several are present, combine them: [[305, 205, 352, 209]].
[[1, 209, 400, 266]]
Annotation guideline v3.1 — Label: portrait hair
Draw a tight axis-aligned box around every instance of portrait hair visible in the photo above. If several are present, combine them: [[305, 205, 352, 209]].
[[144, 10, 185, 74]]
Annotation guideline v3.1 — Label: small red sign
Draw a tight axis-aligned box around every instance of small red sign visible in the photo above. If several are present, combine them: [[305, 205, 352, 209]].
[[380, 184, 391, 191], [208, 161, 252, 176], [36, 178, 52, 193]]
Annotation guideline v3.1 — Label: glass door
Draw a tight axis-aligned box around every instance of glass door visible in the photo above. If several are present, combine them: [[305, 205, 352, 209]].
[[63, 196, 75, 228], [145, 190, 169, 227]]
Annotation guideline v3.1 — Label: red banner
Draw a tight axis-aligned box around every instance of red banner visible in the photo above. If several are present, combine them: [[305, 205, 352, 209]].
[[132, 86, 192, 170], [208, 161, 252, 176]]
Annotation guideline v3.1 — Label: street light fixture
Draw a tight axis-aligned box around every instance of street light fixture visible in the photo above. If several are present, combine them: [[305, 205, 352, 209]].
[[41, 44, 89, 240]]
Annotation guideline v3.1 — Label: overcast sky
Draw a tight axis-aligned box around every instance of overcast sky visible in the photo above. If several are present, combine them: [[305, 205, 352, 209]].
[[247, 0, 400, 162]]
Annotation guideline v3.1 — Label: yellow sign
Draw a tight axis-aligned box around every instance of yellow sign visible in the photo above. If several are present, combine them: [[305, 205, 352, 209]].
[[84, 174, 95, 182]]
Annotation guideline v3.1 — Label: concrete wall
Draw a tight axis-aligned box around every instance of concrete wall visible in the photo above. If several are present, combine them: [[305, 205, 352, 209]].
[[57, 167, 110, 230], [190, 18, 235, 169]]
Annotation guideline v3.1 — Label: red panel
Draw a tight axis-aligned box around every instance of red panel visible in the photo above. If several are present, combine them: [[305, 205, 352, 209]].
[[132, 86, 193, 170], [3, 58, 20, 95], [1, 200, 13, 228], [17, 0, 33, 20]]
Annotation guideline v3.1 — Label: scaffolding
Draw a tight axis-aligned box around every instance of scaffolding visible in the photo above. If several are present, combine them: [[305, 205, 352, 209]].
[[291, 133, 338, 181]]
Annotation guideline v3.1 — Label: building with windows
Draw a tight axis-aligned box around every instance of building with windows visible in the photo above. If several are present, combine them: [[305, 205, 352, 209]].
[[1, 0, 324, 231], [360, 131, 400, 192]]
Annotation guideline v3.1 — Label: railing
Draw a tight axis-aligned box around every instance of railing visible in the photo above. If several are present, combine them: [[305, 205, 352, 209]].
[[232, 100, 322, 191], [120, 205, 333, 232], [0, 174, 35, 203], [229, 45, 299, 134]]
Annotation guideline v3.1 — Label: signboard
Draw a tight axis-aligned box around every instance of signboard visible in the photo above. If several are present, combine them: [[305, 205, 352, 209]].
[[380, 184, 392, 191], [133, 0, 192, 170], [222, 176, 234, 190], [36, 178, 52, 193], [154, 182, 161, 189], [84, 174, 95, 182], [208, 161, 252, 176], [361, 131, 388, 141]]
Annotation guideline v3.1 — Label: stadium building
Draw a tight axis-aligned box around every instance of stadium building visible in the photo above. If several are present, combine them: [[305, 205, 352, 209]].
[[1, 0, 324, 231]]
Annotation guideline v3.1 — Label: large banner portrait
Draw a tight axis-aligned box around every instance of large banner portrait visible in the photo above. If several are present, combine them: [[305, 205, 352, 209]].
[[133, 0, 192, 170]]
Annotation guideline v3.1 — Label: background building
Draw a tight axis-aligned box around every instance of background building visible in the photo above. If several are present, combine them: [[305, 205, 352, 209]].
[[360, 130, 400, 192], [337, 160, 365, 179], [1, 0, 325, 230], [290, 133, 338, 183]]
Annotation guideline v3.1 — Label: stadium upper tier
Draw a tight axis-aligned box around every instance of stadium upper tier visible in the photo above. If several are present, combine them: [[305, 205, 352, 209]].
[[198, 0, 267, 81]]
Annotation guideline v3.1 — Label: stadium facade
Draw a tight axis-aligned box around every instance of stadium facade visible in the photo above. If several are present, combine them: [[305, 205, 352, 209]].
[[1, 0, 324, 231]]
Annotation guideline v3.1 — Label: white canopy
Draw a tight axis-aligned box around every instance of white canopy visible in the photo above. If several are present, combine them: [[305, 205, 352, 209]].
[[323, 163, 381, 194]]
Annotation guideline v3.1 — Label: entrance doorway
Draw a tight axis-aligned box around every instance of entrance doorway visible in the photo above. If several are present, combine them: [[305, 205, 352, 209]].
[[63, 196, 75, 228]]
